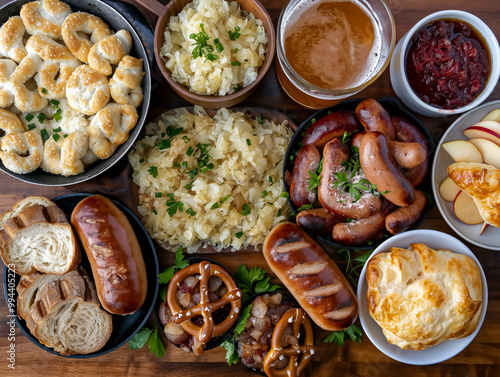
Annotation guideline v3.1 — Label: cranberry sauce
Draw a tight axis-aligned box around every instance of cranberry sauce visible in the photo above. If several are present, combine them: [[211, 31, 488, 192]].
[[405, 19, 490, 109]]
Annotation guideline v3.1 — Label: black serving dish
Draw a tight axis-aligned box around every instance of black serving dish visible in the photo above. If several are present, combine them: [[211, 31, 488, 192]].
[[156, 257, 242, 352], [283, 96, 435, 250], [3, 193, 159, 358]]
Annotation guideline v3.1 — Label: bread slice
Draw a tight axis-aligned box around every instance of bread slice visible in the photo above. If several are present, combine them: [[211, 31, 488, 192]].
[[23, 267, 113, 355], [0, 196, 80, 275]]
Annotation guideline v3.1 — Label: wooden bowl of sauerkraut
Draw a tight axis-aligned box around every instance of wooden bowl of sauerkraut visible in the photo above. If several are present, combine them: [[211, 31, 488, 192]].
[[149, 0, 275, 107]]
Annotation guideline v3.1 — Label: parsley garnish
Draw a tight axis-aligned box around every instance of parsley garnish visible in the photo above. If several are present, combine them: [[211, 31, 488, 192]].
[[155, 192, 162, 198], [158, 246, 189, 300], [139, 158, 145, 164], [228, 26, 241, 41], [323, 324, 363, 345], [129, 325, 165, 358], [341, 130, 357, 144], [308, 170, 320, 192], [148, 166, 158, 178], [190, 24, 219, 62], [235, 231, 243, 239], [165, 193, 184, 217], [220, 304, 252, 365], [336, 248, 374, 286], [235, 265, 280, 301], [186, 208, 196, 216]]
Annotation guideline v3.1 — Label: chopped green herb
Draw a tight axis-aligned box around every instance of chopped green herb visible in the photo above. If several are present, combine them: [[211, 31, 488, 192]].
[[53, 127, 61, 133], [233, 48, 239, 53], [40, 128, 49, 142], [297, 204, 313, 211], [280, 192, 289, 198], [157, 139, 172, 150], [323, 324, 363, 345], [183, 135, 190, 143], [311, 118, 316, 123], [241, 204, 251, 216], [139, 158, 145, 164], [210, 202, 219, 210], [262, 190, 268, 198], [190, 24, 219, 62], [166, 195, 184, 217], [41, 88, 47, 94], [246, 138, 251, 146], [269, 176, 273, 184], [52, 133, 60, 141], [148, 166, 158, 178], [53, 112, 62, 122], [277, 209, 282, 217], [155, 192, 162, 198], [186, 208, 197, 216], [257, 114, 263, 124], [341, 130, 357, 144], [25, 113, 34, 122], [235, 231, 243, 238], [173, 162, 180, 168], [213, 38, 224, 52], [152, 209, 158, 215], [50, 99, 60, 108], [308, 170, 320, 192], [27, 123, 36, 130], [228, 26, 241, 41], [220, 194, 230, 204], [182, 161, 188, 170], [37, 113, 47, 123], [231, 61, 241, 66], [185, 179, 195, 190], [235, 265, 280, 301], [63, 134, 68, 138]]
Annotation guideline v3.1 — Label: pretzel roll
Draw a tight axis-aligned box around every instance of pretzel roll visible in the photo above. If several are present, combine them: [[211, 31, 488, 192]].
[[0, 59, 17, 107], [66, 65, 110, 115], [0, 17, 27, 63], [41, 131, 89, 176], [0, 130, 43, 173], [109, 56, 144, 107], [0, 109, 24, 139], [20, 0, 72, 39], [89, 103, 138, 159], [62, 12, 111, 63], [10, 54, 48, 112], [263, 223, 358, 331], [167, 260, 242, 355], [88, 30, 132, 76], [52, 99, 88, 135], [263, 308, 315, 377]]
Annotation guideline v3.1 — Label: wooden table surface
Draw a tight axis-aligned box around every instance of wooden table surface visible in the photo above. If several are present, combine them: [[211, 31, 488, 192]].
[[1, 0, 500, 376]]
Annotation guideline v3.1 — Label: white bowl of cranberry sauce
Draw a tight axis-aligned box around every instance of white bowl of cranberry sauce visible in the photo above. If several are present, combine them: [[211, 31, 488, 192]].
[[390, 10, 500, 117]]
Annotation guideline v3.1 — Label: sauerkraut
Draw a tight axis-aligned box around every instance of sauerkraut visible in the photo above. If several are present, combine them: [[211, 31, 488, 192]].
[[160, 0, 267, 96], [128, 107, 292, 253]]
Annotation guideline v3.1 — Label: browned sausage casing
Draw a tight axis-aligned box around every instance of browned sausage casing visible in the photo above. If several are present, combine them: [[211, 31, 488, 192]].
[[385, 190, 427, 234], [356, 98, 395, 140], [302, 110, 360, 150], [387, 140, 427, 169], [263, 223, 358, 331], [360, 131, 415, 207], [350, 130, 366, 149], [392, 116, 430, 187], [332, 200, 396, 246], [290, 145, 321, 208], [296, 208, 341, 234], [319, 139, 382, 219], [71, 195, 147, 315]]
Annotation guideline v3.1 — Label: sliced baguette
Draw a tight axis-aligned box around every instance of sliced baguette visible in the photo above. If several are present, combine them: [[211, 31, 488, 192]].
[[0, 196, 80, 275], [23, 267, 112, 355]]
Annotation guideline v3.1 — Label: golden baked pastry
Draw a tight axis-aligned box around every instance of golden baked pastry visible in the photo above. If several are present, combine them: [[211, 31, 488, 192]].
[[88, 30, 132, 76], [61, 12, 111, 63], [0, 59, 17, 108], [20, 0, 72, 39], [41, 131, 88, 176], [366, 243, 482, 350], [0, 131, 44, 174], [0, 108, 24, 137], [109, 55, 144, 107], [448, 162, 500, 228], [0, 17, 27, 63], [66, 64, 110, 115]]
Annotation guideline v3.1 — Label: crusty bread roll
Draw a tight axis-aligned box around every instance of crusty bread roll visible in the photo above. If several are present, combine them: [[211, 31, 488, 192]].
[[21, 267, 113, 355], [366, 243, 482, 350], [109, 55, 144, 107], [20, 0, 72, 39], [66, 64, 110, 115], [0, 195, 81, 275], [0, 131, 44, 174], [88, 30, 132, 76], [448, 162, 500, 228], [0, 17, 27, 63]]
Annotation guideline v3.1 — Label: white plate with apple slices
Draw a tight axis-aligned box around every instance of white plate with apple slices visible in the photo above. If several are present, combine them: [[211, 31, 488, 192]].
[[432, 100, 500, 250]]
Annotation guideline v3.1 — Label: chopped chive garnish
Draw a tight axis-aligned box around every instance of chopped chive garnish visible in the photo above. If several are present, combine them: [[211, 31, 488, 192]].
[[155, 192, 162, 198], [139, 158, 145, 163], [63, 134, 68, 138], [280, 192, 289, 198], [246, 138, 251, 146], [257, 114, 263, 124], [182, 161, 188, 169], [52, 133, 60, 141], [262, 190, 268, 198], [152, 209, 158, 215], [50, 99, 60, 107], [235, 231, 243, 238], [210, 202, 219, 210], [53, 127, 61, 132], [173, 162, 180, 168], [186, 146, 194, 156], [233, 48, 239, 53], [25, 113, 34, 121], [41, 88, 47, 94], [269, 176, 273, 184], [53, 113, 62, 122], [183, 136, 190, 143], [27, 123, 36, 130], [37, 113, 47, 123], [241, 204, 251, 216], [277, 209, 282, 217], [186, 208, 197, 216], [231, 61, 241, 66], [40, 128, 49, 142]]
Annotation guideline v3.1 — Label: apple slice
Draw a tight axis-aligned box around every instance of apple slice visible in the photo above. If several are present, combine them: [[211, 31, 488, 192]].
[[453, 191, 483, 225], [479, 222, 489, 235], [463, 120, 500, 147], [481, 109, 500, 122], [442, 140, 483, 163], [439, 176, 461, 201], [468, 138, 500, 168]]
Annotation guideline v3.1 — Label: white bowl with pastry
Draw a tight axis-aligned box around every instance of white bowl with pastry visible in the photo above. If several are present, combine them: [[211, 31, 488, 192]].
[[432, 100, 500, 250], [0, 0, 151, 186], [357, 229, 488, 365]]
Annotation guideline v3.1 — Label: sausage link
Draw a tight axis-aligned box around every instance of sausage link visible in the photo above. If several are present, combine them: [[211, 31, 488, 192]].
[[302, 110, 360, 150], [290, 145, 321, 208], [360, 131, 415, 207], [385, 190, 427, 234], [350, 130, 366, 149], [387, 140, 427, 169], [296, 208, 342, 234], [356, 99, 395, 140]]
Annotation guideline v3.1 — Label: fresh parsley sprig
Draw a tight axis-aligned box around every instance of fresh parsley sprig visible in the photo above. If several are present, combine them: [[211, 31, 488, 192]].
[[165, 193, 184, 217], [129, 325, 165, 358], [190, 24, 219, 62], [220, 304, 252, 365], [158, 246, 189, 300], [323, 324, 363, 345], [307, 170, 320, 192], [336, 248, 374, 287], [235, 265, 280, 301]]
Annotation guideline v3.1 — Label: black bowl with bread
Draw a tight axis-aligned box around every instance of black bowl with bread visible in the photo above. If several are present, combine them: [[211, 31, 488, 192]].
[[283, 97, 435, 250], [1, 193, 159, 358]]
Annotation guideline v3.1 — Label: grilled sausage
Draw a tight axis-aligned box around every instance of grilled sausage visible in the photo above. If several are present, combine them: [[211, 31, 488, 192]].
[[356, 98, 395, 140], [290, 145, 321, 208], [385, 190, 428, 234], [296, 208, 342, 234], [387, 140, 427, 169]]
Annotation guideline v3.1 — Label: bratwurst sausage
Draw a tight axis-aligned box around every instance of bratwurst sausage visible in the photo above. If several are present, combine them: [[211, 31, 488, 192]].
[[71, 195, 147, 315], [290, 145, 321, 208], [356, 98, 395, 140], [385, 190, 428, 234]]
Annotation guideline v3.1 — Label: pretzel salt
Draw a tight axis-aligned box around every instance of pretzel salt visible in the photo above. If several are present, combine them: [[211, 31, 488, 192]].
[[166, 260, 242, 355], [263, 308, 315, 377]]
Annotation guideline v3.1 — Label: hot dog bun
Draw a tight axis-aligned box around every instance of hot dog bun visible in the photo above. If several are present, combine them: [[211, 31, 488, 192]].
[[263, 223, 358, 331], [71, 195, 147, 315]]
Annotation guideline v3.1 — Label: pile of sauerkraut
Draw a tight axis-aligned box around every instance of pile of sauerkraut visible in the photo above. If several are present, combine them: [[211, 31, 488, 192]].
[[128, 107, 292, 253], [160, 0, 267, 96]]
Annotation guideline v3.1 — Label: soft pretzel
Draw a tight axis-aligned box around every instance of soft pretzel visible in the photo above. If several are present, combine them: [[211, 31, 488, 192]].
[[88, 30, 132, 76], [88, 103, 137, 159], [109, 55, 144, 107], [0, 59, 17, 108], [53, 98, 88, 134], [20, 0, 72, 39], [166, 261, 242, 355], [0, 17, 27, 63], [0, 108, 25, 138], [263, 308, 315, 377], [66, 65, 110, 115], [0, 130, 43, 173], [62, 12, 111, 63], [41, 130, 89, 176]]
